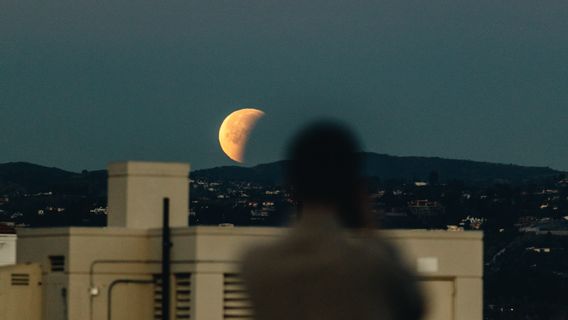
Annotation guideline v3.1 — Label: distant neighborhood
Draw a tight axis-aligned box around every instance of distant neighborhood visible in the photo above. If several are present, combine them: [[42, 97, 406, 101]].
[[0, 157, 567, 318]]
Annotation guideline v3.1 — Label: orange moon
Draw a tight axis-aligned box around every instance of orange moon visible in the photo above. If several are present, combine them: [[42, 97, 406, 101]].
[[218, 108, 265, 163]]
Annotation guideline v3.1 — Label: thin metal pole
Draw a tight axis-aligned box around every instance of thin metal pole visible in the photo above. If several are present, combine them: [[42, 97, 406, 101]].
[[162, 198, 171, 320]]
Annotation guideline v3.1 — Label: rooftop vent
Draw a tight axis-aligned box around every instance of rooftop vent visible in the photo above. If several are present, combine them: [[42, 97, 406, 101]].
[[11, 273, 29, 286], [154, 273, 192, 320], [223, 273, 253, 320], [49, 255, 65, 272], [175, 273, 191, 319], [153, 275, 163, 320]]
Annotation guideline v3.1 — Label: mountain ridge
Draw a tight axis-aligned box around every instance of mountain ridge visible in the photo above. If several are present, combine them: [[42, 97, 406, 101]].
[[0, 153, 564, 194], [192, 152, 564, 185]]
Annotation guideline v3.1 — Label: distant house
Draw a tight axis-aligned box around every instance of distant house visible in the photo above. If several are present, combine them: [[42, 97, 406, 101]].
[[515, 216, 538, 228], [520, 219, 568, 236], [408, 200, 445, 217]]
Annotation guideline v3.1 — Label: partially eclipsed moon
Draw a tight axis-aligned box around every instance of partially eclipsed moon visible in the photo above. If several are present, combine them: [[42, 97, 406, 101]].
[[219, 108, 265, 163]]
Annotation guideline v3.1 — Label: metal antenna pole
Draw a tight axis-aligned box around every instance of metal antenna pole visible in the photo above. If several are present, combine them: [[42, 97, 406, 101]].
[[162, 198, 171, 320]]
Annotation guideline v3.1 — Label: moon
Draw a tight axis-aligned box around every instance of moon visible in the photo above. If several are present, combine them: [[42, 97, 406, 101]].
[[219, 108, 265, 163]]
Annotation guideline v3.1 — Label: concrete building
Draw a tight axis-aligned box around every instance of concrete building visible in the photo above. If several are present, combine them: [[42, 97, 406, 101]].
[[0, 225, 17, 267], [107, 161, 190, 229], [0, 263, 42, 320], [1, 161, 483, 320]]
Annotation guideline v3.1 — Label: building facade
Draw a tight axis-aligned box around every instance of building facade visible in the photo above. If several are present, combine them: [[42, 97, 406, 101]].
[[0, 232, 16, 267], [2, 161, 483, 320]]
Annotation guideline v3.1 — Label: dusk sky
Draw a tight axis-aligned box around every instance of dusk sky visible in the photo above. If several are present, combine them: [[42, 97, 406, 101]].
[[2, 0, 567, 171]]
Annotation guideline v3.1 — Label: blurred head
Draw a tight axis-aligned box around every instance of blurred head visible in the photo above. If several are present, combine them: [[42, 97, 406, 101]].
[[285, 120, 369, 228]]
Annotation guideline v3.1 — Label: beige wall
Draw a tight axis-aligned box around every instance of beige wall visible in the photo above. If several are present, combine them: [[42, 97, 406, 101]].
[[107, 161, 190, 229], [14, 227, 483, 320], [0, 263, 42, 320], [0, 234, 16, 266], [16, 228, 157, 320], [165, 227, 483, 320], [16, 229, 70, 320]]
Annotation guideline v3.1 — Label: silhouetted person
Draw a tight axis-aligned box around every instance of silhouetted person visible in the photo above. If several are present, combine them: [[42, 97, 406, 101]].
[[241, 121, 424, 320]]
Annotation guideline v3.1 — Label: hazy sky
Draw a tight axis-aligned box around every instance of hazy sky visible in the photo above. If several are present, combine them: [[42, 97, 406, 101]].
[[2, 0, 567, 171]]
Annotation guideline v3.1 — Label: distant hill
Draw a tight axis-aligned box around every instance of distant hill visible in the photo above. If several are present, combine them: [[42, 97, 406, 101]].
[[192, 153, 564, 185], [0, 162, 107, 196], [192, 161, 288, 185], [0, 154, 564, 195], [361, 153, 562, 184]]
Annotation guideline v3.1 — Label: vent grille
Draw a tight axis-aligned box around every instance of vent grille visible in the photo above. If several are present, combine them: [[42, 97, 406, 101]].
[[11, 273, 30, 286], [154, 273, 192, 320], [175, 273, 191, 319], [49, 255, 65, 272], [223, 274, 253, 319], [153, 275, 163, 320]]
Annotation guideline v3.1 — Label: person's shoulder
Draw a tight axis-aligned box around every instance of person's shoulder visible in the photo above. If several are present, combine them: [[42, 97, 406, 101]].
[[240, 238, 288, 278], [348, 233, 409, 270]]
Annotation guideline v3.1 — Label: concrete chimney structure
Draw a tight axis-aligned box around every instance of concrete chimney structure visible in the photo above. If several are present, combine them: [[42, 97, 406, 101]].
[[107, 161, 190, 229]]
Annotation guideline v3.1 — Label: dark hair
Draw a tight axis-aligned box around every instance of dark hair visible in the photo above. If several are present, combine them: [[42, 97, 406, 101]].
[[285, 120, 367, 228]]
